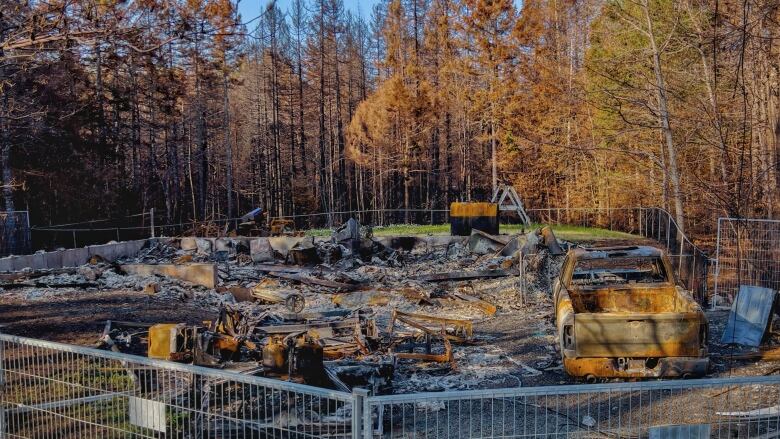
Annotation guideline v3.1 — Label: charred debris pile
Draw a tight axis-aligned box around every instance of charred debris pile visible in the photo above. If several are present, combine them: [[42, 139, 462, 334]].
[[6, 220, 568, 394]]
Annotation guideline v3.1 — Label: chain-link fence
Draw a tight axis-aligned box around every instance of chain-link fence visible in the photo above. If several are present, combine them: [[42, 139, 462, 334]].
[[639, 207, 712, 305], [30, 209, 455, 251], [3, 333, 780, 438], [26, 206, 713, 304], [528, 207, 713, 305], [0, 211, 31, 257], [713, 217, 780, 306]]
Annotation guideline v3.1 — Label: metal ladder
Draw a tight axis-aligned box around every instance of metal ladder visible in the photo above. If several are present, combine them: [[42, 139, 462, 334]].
[[491, 184, 531, 226]]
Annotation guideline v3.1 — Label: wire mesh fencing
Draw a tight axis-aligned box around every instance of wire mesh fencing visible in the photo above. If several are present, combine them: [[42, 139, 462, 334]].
[[25, 206, 714, 305], [713, 217, 780, 306], [638, 207, 713, 305], [5, 333, 780, 438], [528, 207, 713, 305], [364, 377, 780, 438], [0, 334, 356, 438]]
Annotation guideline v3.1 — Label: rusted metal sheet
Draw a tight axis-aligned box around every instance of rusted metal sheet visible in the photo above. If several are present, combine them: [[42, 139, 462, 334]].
[[563, 357, 709, 379], [466, 229, 508, 254], [450, 202, 499, 236], [721, 285, 776, 347], [522, 226, 563, 256], [573, 312, 703, 358], [288, 237, 321, 265], [388, 309, 473, 342], [540, 226, 564, 255], [120, 263, 218, 288]]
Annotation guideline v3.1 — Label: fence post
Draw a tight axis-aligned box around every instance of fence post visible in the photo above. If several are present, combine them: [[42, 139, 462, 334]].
[[712, 217, 723, 308], [637, 208, 642, 236], [150, 208, 155, 238], [24, 211, 31, 254], [691, 251, 697, 298], [363, 389, 372, 439], [0, 340, 6, 439], [519, 251, 526, 306], [352, 388, 369, 439]]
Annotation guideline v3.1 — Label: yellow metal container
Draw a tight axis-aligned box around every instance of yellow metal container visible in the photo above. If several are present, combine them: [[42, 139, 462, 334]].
[[450, 202, 499, 236], [450, 202, 498, 218], [148, 323, 184, 360]]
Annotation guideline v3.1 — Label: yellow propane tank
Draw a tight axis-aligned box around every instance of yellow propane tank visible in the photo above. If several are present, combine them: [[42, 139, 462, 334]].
[[262, 337, 288, 370]]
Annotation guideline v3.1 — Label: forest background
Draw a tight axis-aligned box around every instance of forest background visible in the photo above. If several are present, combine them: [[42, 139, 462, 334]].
[[2, 0, 779, 238]]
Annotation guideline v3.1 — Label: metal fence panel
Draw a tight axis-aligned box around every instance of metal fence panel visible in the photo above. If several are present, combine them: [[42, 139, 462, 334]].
[[5, 334, 780, 438], [365, 377, 780, 438], [714, 218, 780, 306], [0, 333, 356, 438]]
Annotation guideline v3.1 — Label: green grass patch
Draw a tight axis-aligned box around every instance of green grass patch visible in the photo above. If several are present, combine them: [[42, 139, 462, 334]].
[[305, 223, 636, 242]]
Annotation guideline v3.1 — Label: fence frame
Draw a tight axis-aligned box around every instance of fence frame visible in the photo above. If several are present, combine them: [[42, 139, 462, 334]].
[[363, 374, 780, 438], [0, 333, 358, 438], [4, 333, 780, 438], [713, 217, 780, 307]]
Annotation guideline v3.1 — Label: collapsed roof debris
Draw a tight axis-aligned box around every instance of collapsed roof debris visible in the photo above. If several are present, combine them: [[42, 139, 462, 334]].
[[3, 219, 578, 394]]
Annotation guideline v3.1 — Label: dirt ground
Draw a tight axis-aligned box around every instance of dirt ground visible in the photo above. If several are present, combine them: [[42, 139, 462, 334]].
[[0, 289, 214, 345]]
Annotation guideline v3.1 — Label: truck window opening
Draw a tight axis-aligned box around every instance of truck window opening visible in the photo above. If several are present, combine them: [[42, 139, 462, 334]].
[[571, 257, 668, 286]]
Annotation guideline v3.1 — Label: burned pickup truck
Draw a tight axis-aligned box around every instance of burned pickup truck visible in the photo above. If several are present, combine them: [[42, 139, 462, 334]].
[[553, 246, 709, 380]]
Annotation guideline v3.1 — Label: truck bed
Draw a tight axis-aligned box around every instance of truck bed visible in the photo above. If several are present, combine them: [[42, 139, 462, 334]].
[[570, 284, 698, 313]]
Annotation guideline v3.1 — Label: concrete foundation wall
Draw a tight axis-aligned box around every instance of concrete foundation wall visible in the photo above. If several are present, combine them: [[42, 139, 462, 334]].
[[0, 239, 151, 272], [0, 234, 469, 273]]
